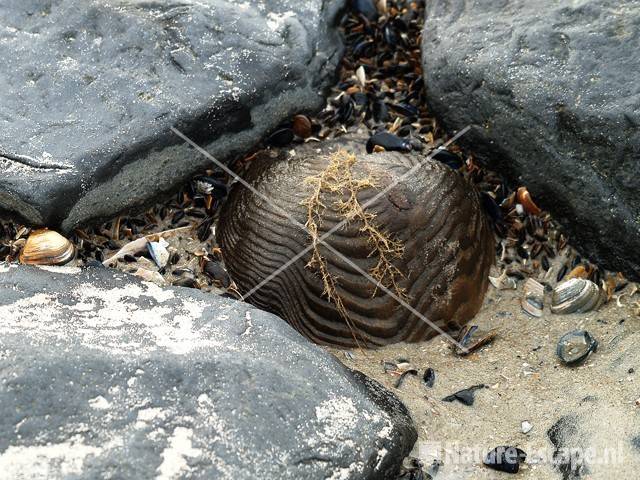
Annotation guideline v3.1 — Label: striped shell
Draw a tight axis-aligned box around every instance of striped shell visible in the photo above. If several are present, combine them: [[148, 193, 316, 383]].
[[19, 229, 75, 266], [217, 138, 494, 347], [551, 278, 602, 314]]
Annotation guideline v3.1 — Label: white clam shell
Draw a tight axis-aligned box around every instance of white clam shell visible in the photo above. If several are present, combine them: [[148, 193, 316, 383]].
[[551, 278, 602, 314]]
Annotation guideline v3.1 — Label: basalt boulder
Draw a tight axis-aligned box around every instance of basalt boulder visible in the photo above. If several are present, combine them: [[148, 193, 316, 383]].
[[0, 264, 416, 479], [422, 0, 640, 279], [0, 0, 345, 231]]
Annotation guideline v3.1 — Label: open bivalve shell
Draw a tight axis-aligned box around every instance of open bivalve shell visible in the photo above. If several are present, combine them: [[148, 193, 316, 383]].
[[551, 278, 602, 314], [19, 229, 76, 266], [557, 330, 598, 366], [521, 278, 545, 317]]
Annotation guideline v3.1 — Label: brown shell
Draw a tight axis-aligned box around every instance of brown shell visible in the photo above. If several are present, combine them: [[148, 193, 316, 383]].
[[292, 115, 312, 139], [19, 229, 75, 266], [516, 186, 541, 215], [217, 138, 494, 347]]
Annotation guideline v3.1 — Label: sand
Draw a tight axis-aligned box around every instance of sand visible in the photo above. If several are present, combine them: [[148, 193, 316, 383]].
[[329, 283, 640, 478]]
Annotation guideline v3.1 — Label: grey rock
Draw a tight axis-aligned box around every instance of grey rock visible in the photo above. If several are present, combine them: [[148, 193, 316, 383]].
[[422, 0, 640, 278], [0, 264, 415, 479], [0, 0, 345, 231]]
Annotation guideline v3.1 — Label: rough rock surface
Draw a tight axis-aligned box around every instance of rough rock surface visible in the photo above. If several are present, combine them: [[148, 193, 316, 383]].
[[0, 264, 416, 479], [0, 0, 345, 231], [421, 0, 640, 278]]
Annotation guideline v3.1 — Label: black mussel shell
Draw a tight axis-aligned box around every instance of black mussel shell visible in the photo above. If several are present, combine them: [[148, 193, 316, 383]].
[[338, 96, 355, 123], [352, 0, 378, 21], [366, 131, 412, 154], [171, 210, 186, 225], [557, 330, 598, 366], [557, 264, 568, 282], [484, 446, 527, 474], [389, 102, 419, 118], [542, 255, 550, 271], [204, 260, 231, 288], [397, 125, 412, 137], [267, 128, 294, 147], [615, 282, 629, 292], [442, 384, 486, 406], [372, 100, 390, 123], [352, 39, 375, 57], [353, 92, 368, 106], [423, 368, 435, 388], [196, 176, 228, 198], [481, 192, 503, 223], [431, 148, 463, 169], [392, 16, 409, 32], [517, 244, 529, 259], [572, 255, 582, 268], [383, 22, 400, 46], [197, 217, 215, 242]]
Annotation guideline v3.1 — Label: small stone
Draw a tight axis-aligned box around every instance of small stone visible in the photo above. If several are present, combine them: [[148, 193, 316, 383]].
[[521, 421, 533, 434]]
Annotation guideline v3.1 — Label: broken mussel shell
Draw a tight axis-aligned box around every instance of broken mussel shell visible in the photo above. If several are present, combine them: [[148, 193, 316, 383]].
[[557, 330, 598, 366], [484, 446, 527, 474], [19, 229, 75, 266], [516, 186, 541, 216], [521, 278, 545, 317], [454, 325, 497, 356], [394, 368, 418, 389], [551, 278, 602, 314], [217, 137, 494, 347], [147, 239, 170, 269], [442, 384, 487, 406], [489, 272, 517, 290]]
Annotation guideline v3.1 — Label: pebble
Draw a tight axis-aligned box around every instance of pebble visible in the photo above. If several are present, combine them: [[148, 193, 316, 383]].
[[521, 420, 533, 434]]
